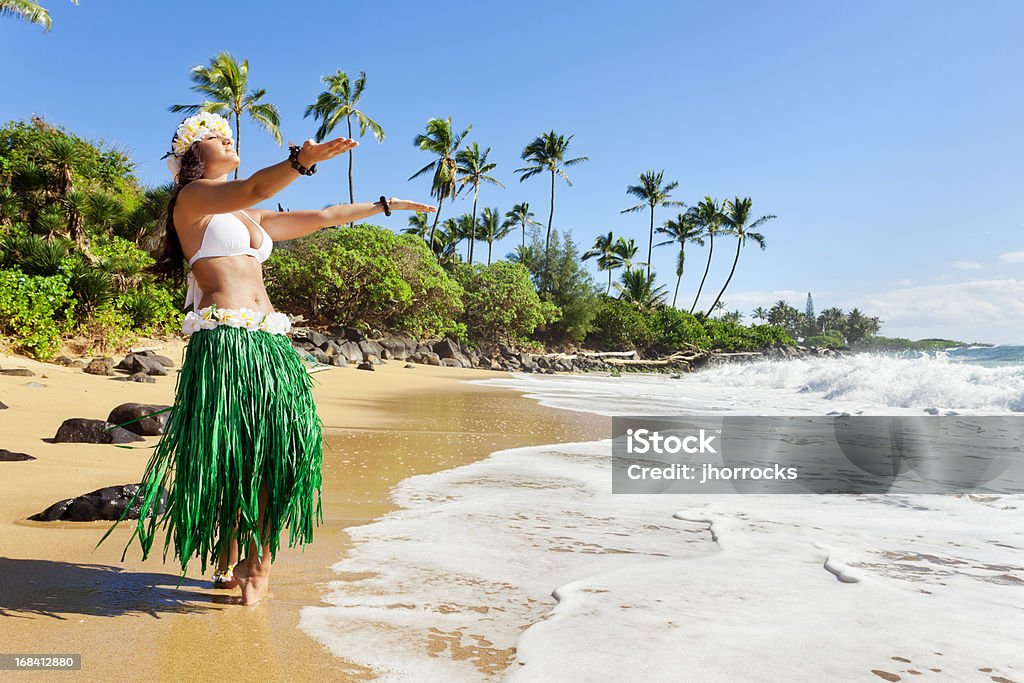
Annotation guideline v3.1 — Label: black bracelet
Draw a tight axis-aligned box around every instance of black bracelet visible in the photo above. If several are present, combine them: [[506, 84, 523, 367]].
[[379, 195, 392, 216], [288, 145, 317, 176]]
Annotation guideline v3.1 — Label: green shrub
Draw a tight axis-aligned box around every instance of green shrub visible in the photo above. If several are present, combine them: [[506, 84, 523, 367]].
[[115, 285, 178, 334], [91, 233, 153, 277], [66, 261, 113, 318], [450, 260, 557, 345], [803, 332, 846, 348], [521, 226, 601, 346], [585, 295, 654, 351], [81, 306, 139, 356], [0, 268, 77, 360], [0, 233, 71, 275], [648, 306, 711, 353], [266, 224, 464, 338], [702, 318, 794, 352]]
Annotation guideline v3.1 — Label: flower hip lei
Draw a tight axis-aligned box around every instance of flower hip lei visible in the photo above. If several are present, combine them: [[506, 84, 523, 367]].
[[182, 305, 292, 336]]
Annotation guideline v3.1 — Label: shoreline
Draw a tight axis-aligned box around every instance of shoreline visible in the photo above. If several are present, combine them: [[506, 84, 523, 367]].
[[0, 340, 609, 681]]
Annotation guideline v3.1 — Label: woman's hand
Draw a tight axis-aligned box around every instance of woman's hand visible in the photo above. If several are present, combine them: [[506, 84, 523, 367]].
[[387, 198, 438, 213], [290, 136, 358, 167]]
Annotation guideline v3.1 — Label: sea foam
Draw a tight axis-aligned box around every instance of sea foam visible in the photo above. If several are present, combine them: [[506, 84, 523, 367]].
[[299, 356, 1024, 681]]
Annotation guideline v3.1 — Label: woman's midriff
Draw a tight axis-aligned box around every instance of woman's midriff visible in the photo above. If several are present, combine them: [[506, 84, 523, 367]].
[[191, 256, 275, 315]]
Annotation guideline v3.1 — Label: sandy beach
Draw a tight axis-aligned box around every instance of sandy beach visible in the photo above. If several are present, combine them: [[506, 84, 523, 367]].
[[0, 337, 608, 681]]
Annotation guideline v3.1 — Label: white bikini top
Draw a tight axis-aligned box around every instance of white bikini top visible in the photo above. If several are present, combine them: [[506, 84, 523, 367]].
[[183, 210, 274, 311]]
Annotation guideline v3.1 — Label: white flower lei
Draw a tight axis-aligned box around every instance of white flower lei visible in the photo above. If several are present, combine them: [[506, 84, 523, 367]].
[[164, 112, 233, 182]]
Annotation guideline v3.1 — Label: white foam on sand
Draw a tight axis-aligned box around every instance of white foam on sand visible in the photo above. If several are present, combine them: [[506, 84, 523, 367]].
[[299, 360, 1024, 681], [300, 446, 1024, 681]]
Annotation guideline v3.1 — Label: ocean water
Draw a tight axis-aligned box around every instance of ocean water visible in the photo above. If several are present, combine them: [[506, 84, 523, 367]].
[[299, 352, 1024, 682]]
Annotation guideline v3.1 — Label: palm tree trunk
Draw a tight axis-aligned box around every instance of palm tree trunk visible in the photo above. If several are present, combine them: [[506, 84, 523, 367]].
[[233, 111, 241, 180], [706, 237, 742, 317], [544, 169, 555, 294], [487, 239, 493, 266], [428, 195, 445, 256], [647, 204, 654, 281], [469, 184, 479, 265], [690, 231, 714, 314], [673, 272, 681, 309], [607, 268, 612, 296], [346, 114, 355, 228]]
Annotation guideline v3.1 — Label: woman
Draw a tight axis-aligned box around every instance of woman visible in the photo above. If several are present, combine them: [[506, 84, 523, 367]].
[[97, 112, 436, 606]]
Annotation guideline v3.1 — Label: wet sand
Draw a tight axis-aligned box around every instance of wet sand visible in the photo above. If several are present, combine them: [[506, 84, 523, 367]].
[[0, 339, 608, 681]]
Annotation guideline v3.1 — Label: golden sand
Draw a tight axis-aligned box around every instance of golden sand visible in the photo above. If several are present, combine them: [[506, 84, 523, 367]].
[[0, 338, 607, 681]]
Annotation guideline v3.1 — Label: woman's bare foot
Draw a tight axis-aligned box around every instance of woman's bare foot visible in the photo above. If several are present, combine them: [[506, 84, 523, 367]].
[[233, 556, 271, 606]]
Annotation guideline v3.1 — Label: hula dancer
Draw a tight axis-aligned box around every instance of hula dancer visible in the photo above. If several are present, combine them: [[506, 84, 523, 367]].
[[96, 112, 436, 606]]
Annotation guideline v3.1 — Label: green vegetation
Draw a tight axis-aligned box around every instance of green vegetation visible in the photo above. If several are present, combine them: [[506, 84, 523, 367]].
[[587, 298, 792, 355], [0, 0, 77, 32], [451, 260, 556, 345], [266, 224, 464, 340], [0, 118, 180, 359], [849, 336, 977, 352], [750, 297, 881, 347], [305, 69, 385, 226], [0, 49, 914, 365], [170, 51, 282, 180]]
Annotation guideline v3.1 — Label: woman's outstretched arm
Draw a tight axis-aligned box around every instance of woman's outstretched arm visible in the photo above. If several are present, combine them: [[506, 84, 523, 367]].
[[260, 198, 437, 241], [178, 137, 356, 216]]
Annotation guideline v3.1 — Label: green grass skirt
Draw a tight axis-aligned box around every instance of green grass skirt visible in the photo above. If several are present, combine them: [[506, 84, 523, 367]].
[[97, 326, 324, 583]]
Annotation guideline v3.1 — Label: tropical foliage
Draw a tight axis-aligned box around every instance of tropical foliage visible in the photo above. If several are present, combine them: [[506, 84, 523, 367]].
[[169, 51, 282, 179], [0, 0, 77, 31], [266, 224, 464, 340], [1, 50, 900, 363], [304, 69, 384, 222], [0, 118, 181, 358]]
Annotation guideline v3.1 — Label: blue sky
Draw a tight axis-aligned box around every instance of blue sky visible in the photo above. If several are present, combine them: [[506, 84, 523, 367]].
[[3, 0, 1023, 343]]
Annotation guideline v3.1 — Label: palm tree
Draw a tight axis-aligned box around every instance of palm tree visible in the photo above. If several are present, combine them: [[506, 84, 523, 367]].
[[817, 307, 845, 336], [128, 184, 174, 253], [752, 306, 769, 323], [582, 231, 621, 296], [304, 70, 384, 226], [455, 143, 504, 265], [477, 207, 511, 266], [507, 244, 539, 269], [169, 51, 282, 179], [688, 197, 724, 315], [454, 213, 478, 261], [0, 186, 19, 224], [723, 309, 744, 324], [654, 211, 704, 309], [0, 0, 77, 31], [705, 197, 775, 317], [434, 217, 461, 268], [409, 117, 471, 251], [712, 300, 728, 318], [45, 136, 79, 197], [515, 130, 588, 293], [621, 170, 684, 282], [41, 136, 96, 259], [612, 237, 641, 273], [61, 189, 88, 252], [614, 269, 667, 312], [502, 202, 540, 252]]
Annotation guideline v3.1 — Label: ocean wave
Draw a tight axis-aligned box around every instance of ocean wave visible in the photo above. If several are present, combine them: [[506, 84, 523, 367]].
[[690, 353, 1024, 413]]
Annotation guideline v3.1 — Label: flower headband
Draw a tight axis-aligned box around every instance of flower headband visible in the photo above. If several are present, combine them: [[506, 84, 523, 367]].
[[162, 112, 233, 182]]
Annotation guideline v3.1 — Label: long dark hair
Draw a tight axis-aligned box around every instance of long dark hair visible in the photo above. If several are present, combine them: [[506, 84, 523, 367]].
[[147, 143, 206, 286]]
